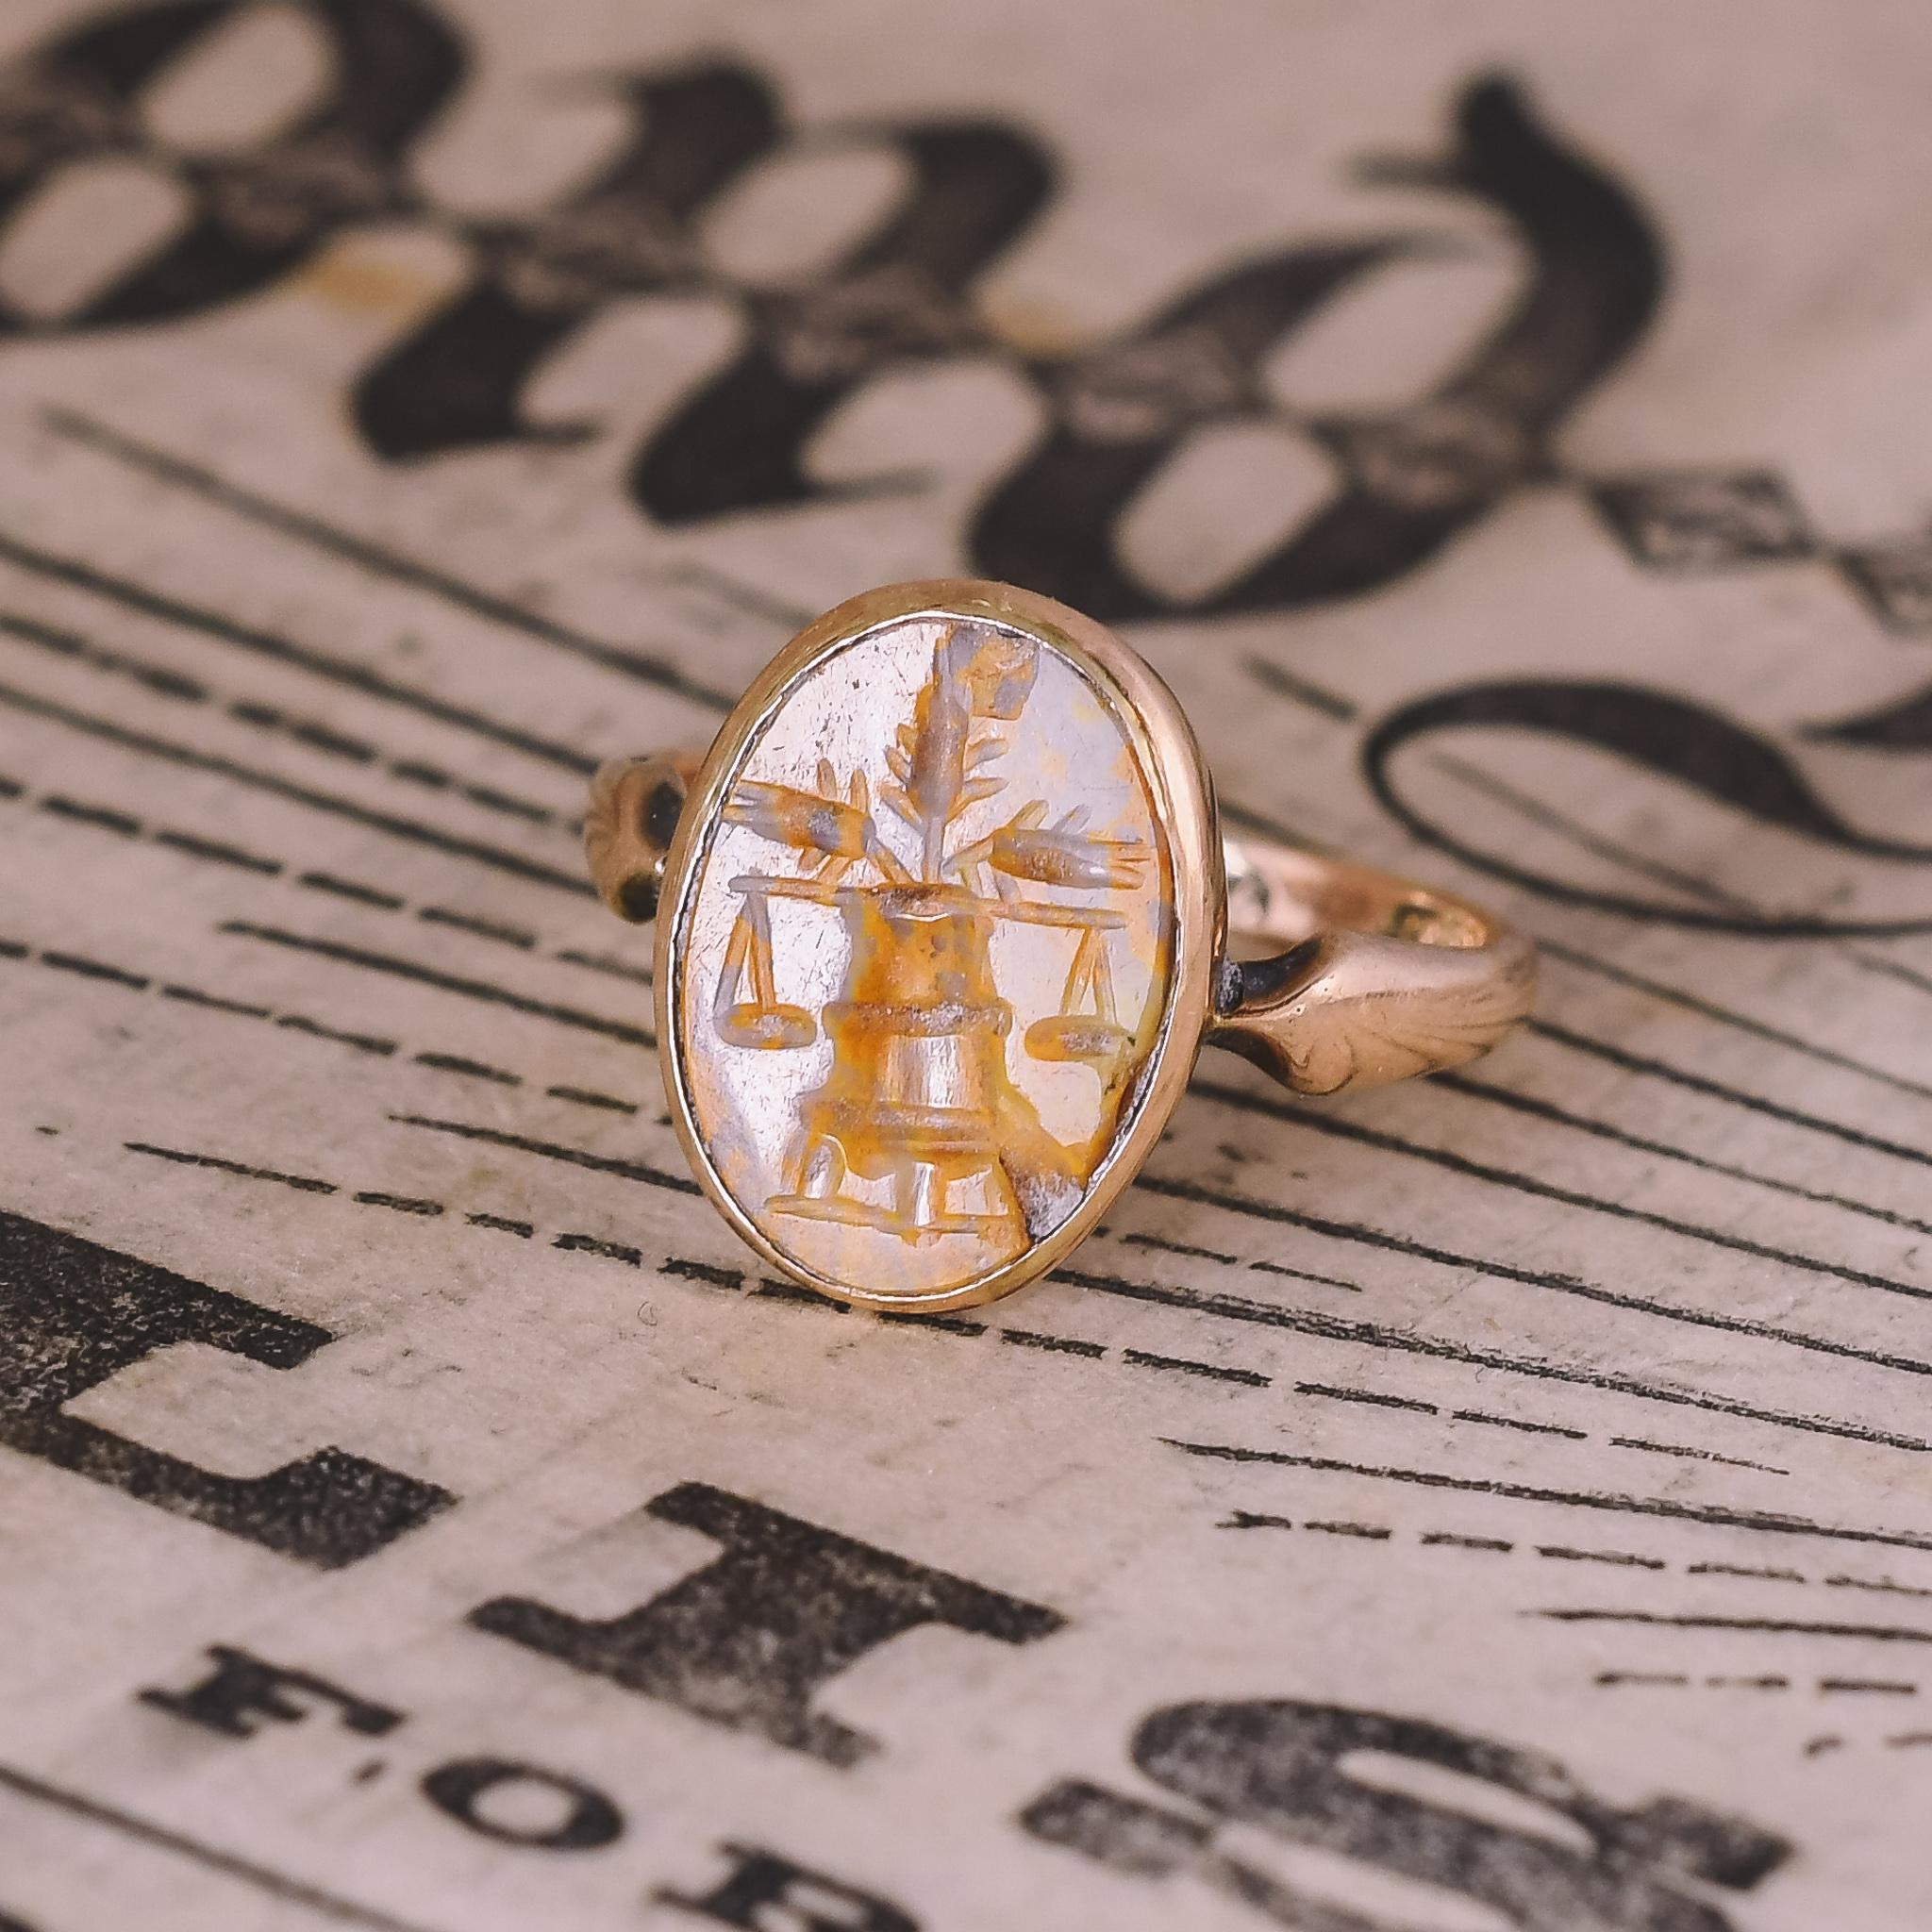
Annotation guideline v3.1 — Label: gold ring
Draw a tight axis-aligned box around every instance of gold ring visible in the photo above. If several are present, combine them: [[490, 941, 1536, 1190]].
[[585, 579, 1535, 1314]]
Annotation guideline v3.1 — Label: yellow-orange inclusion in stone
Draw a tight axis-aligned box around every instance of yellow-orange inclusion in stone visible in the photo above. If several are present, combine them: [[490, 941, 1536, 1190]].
[[676, 614, 1173, 1300]]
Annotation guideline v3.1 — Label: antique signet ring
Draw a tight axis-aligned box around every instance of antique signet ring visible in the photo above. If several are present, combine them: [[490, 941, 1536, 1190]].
[[585, 580, 1535, 1314]]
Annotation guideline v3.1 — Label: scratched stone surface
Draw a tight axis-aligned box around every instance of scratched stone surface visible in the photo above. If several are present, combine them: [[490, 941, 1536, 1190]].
[[0, 2, 1929, 1928]]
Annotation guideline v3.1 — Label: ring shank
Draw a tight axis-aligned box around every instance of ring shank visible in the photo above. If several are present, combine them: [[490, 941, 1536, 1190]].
[[1213, 833, 1536, 1095], [1224, 835, 1494, 954]]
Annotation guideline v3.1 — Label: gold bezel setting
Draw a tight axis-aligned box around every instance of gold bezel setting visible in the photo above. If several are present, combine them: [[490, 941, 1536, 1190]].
[[653, 578, 1223, 1313]]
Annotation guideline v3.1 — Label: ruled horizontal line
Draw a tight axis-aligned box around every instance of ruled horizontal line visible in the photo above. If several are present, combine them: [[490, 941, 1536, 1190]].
[[125, 1141, 336, 1193], [1062, 1263, 1932, 1452], [0, 607, 573, 830], [1530, 1016, 1932, 1170], [1537, 1609, 1932, 1644], [123, 1141, 657, 1267], [1539, 937, 1932, 1108], [1167, 1439, 1932, 1551], [4, 932, 640, 1117], [0, 678, 592, 896], [1440, 1069, 1932, 1241], [1132, 1173, 1932, 1378], [222, 923, 646, 1043], [0, 1761, 447, 1932], [390, 1114, 699, 1196], [1196, 1076, 1932, 1306], [0, 524, 601, 774], [45, 407, 737, 711]]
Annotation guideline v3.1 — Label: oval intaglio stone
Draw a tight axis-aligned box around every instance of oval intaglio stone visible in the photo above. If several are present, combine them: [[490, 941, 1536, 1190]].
[[672, 609, 1175, 1302]]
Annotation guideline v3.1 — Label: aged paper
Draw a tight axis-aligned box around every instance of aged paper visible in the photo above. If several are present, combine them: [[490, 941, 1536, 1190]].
[[2, 1, 1931, 1926]]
